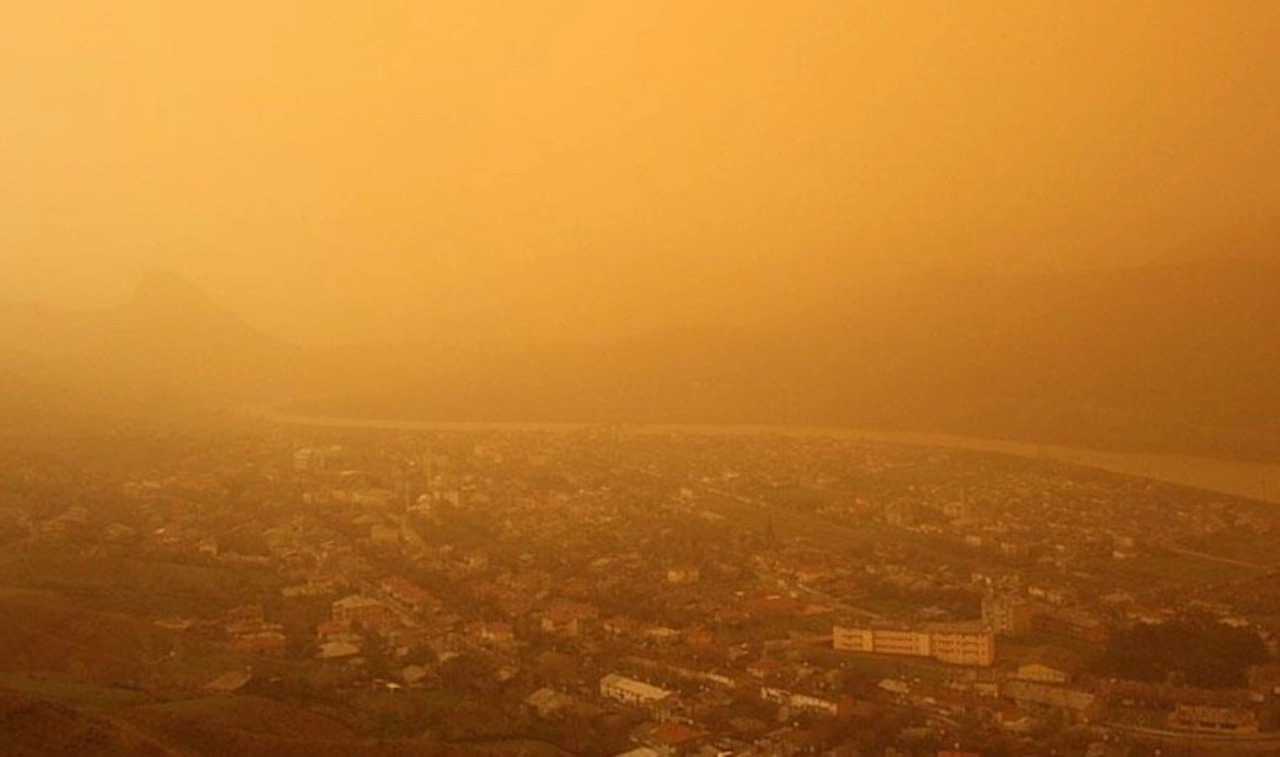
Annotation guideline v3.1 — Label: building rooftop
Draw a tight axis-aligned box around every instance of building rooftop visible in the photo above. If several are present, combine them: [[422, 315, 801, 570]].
[[600, 673, 672, 701]]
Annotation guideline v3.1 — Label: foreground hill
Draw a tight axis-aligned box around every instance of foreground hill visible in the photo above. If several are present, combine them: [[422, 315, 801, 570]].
[[0, 685, 573, 757], [0, 590, 176, 688], [0, 586, 571, 756], [0, 688, 180, 757]]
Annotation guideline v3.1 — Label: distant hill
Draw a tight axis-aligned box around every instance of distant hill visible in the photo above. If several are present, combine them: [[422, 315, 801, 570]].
[[3, 260, 1280, 459], [0, 271, 296, 421], [292, 259, 1280, 459]]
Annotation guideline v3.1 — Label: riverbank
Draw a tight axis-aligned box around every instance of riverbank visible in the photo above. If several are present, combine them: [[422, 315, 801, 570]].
[[250, 407, 1280, 506]]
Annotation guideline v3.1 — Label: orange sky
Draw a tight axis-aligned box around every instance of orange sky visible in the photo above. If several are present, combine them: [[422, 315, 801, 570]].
[[3, 1, 1278, 344]]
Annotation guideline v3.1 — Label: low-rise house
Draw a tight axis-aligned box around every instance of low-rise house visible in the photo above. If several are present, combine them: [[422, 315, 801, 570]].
[[525, 687, 576, 718], [1031, 607, 1109, 644], [1015, 662, 1071, 685], [379, 576, 439, 613], [468, 621, 515, 644], [760, 686, 842, 717], [636, 721, 708, 757], [996, 705, 1037, 733], [318, 640, 361, 659], [1168, 704, 1260, 734], [282, 573, 339, 598], [332, 594, 397, 634], [1015, 645, 1083, 685], [539, 600, 599, 637], [230, 630, 287, 653], [600, 673, 673, 713], [1003, 680, 1102, 724], [666, 567, 700, 584]]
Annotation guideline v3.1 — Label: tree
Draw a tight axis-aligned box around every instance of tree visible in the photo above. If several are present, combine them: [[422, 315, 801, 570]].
[[1095, 615, 1268, 687]]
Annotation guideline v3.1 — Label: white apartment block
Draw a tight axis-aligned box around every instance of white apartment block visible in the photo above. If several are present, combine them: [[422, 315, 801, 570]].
[[833, 623, 995, 667], [599, 674, 673, 707]]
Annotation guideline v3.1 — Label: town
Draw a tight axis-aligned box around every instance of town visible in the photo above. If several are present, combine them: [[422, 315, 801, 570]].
[[1, 420, 1279, 756]]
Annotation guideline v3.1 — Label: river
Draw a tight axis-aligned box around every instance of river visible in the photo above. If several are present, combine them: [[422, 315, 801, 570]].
[[251, 408, 1280, 506]]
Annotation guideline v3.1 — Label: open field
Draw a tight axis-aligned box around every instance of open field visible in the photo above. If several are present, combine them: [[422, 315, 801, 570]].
[[0, 546, 281, 616]]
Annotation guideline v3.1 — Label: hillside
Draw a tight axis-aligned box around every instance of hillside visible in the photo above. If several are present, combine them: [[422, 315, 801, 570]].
[[0, 588, 574, 756], [0, 271, 296, 421], [0, 688, 181, 757], [0, 590, 177, 687], [0, 683, 575, 757]]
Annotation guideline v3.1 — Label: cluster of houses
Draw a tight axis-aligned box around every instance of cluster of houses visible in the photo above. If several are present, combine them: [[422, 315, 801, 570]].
[[10, 424, 1280, 753]]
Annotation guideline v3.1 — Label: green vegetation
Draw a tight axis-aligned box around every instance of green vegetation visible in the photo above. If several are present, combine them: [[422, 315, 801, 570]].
[[1095, 615, 1268, 687], [0, 546, 281, 616], [0, 673, 154, 710]]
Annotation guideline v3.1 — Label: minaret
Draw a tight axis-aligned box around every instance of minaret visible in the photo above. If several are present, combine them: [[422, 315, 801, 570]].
[[423, 443, 435, 501]]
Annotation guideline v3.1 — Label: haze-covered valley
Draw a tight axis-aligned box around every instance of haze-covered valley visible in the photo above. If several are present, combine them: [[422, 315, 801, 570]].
[[6, 257, 1280, 461]]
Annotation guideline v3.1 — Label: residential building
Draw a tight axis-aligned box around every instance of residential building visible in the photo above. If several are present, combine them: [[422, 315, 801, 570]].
[[1031, 607, 1109, 644], [760, 687, 841, 717], [331, 595, 397, 633], [539, 600, 599, 636], [1016, 663, 1071, 685], [1003, 681, 1101, 724], [1014, 646, 1082, 684], [833, 623, 996, 667], [666, 566, 700, 584], [600, 673, 673, 709], [930, 625, 998, 666], [1168, 705, 1260, 734], [982, 594, 1033, 635]]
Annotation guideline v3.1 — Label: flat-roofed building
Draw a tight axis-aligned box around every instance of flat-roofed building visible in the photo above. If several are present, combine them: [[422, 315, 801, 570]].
[[1016, 663, 1070, 685], [833, 623, 995, 667], [1014, 645, 1082, 684], [332, 594, 397, 633], [982, 594, 1033, 635], [1003, 680, 1101, 724], [874, 628, 935, 657], [930, 624, 997, 667], [600, 673, 673, 708], [1168, 705, 1259, 734], [833, 626, 932, 657]]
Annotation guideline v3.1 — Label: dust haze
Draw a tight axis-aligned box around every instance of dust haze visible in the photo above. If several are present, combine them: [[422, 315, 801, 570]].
[[3, 4, 1280, 756], [4, 2, 1278, 344]]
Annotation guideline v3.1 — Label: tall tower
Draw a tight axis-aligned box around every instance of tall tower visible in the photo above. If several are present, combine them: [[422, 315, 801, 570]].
[[423, 442, 435, 501]]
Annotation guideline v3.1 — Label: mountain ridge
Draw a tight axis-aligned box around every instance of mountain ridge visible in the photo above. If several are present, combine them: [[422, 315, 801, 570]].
[[3, 261, 1280, 459], [285, 258, 1280, 459], [0, 270, 295, 420]]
